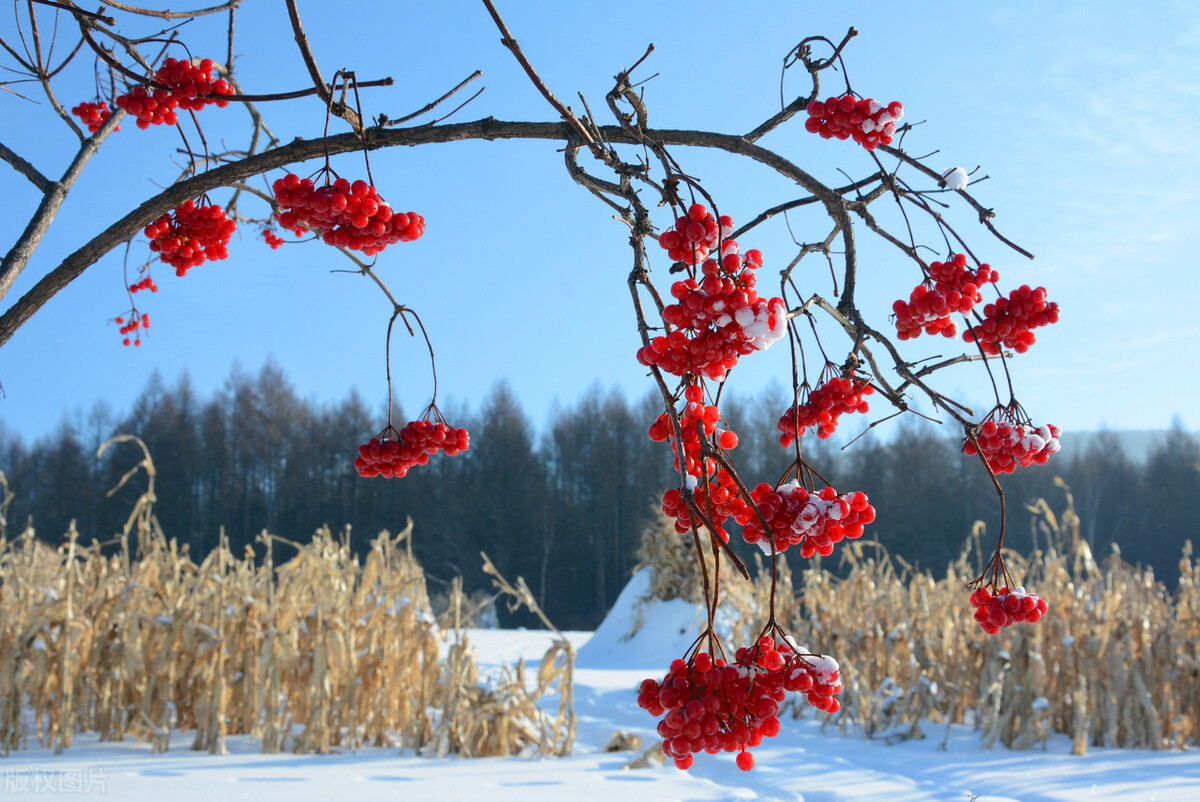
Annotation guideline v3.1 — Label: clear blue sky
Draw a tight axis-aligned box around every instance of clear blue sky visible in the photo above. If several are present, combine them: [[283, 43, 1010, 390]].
[[1, 1, 1198, 444]]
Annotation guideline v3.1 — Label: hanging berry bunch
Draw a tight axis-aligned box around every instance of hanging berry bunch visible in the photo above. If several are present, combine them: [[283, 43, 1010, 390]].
[[113, 310, 149, 347], [262, 229, 286, 250], [969, 586, 1049, 634], [261, 213, 310, 250], [657, 203, 731, 266], [893, 253, 999, 341], [637, 204, 787, 381], [128, 275, 157, 294], [115, 57, 234, 129], [71, 100, 117, 134], [963, 284, 1060, 354], [354, 415, 470, 478], [647, 384, 729, 478], [963, 406, 1062, 475], [735, 481, 875, 558], [144, 199, 236, 276], [355, 307, 467, 479], [638, 634, 842, 771], [777, 369, 874, 446], [273, 174, 424, 256], [805, 94, 904, 149], [660, 471, 745, 543]]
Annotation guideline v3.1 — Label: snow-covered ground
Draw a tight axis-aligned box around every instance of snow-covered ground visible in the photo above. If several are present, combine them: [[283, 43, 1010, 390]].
[[4, 570, 1199, 801]]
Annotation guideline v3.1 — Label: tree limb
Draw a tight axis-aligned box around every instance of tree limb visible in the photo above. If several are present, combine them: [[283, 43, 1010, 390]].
[[0, 141, 52, 193]]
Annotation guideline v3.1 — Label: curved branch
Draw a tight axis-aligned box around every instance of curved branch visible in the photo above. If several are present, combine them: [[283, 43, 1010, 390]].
[[0, 110, 121, 311], [101, 0, 241, 19], [0, 117, 1019, 352]]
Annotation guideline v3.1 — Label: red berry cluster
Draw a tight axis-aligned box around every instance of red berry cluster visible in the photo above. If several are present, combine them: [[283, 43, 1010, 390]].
[[805, 94, 904, 149], [263, 229, 286, 250], [639, 208, 787, 381], [735, 481, 875, 558], [114, 311, 149, 347], [962, 419, 1061, 475], [354, 420, 470, 479], [969, 586, 1048, 634], [273, 174, 424, 256], [128, 276, 158, 294], [262, 213, 310, 249], [893, 254, 999, 340], [964, 285, 1060, 354], [71, 100, 117, 134], [115, 57, 233, 129], [647, 385, 730, 478], [144, 200, 236, 276], [661, 470, 745, 542], [657, 203, 733, 266], [777, 375, 874, 446], [637, 637, 841, 771]]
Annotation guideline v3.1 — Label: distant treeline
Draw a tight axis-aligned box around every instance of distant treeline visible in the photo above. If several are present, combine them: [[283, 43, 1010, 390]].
[[1, 362, 1197, 629]]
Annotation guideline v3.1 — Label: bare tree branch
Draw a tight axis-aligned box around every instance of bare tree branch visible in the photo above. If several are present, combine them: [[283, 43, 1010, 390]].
[[0, 141, 52, 192]]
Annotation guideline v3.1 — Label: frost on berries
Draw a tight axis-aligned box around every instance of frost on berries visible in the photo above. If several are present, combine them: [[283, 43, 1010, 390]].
[[354, 420, 470, 479], [637, 636, 842, 771], [963, 418, 1061, 475], [144, 200, 237, 276], [273, 173, 424, 256], [805, 94, 904, 149], [735, 481, 875, 557], [637, 204, 786, 381], [116, 57, 234, 129], [969, 586, 1048, 635]]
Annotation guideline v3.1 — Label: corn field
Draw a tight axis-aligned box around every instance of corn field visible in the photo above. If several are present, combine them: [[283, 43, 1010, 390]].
[[1, 434, 1195, 758], [0, 437, 575, 756], [638, 478, 1200, 753]]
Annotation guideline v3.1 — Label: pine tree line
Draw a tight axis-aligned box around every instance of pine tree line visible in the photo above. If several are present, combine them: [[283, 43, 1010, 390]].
[[1, 362, 1196, 629]]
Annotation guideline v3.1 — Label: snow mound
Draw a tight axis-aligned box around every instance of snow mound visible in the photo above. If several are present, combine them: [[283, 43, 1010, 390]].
[[575, 567, 710, 670]]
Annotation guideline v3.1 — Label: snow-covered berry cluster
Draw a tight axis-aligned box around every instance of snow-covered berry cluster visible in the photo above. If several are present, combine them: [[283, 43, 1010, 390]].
[[964, 284, 1059, 354], [71, 100, 117, 134], [637, 636, 841, 771], [638, 206, 787, 381], [805, 94, 904, 150], [354, 420, 470, 479], [969, 586, 1048, 634], [962, 419, 1061, 475], [115, 57, 233, 129], [144, 200, 236, 276], [893, 254, 999, 340], [114, 311, 149, 347], [735, 481, 875, 557], [273, 174, 425, 256], [777, 375, 874, 446]]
